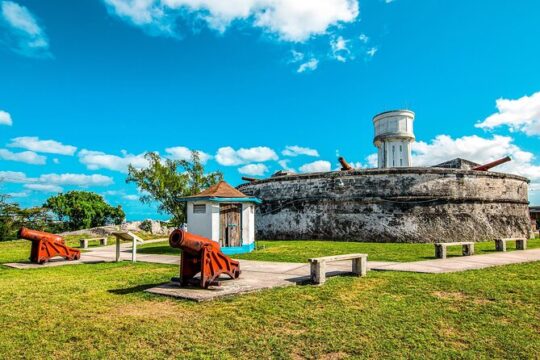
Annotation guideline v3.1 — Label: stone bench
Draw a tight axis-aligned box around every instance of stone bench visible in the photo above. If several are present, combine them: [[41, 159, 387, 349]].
[[79, 237, 107, 249], [434, 242, 475, 259], [494, 238, 527, 252], [308, 253, 367, 285]]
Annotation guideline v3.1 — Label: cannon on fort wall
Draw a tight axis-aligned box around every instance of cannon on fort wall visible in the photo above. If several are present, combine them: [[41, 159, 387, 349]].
[[18, 227, 81, 264], [169, 229, 240, 288], [472, 156, 512, 171]]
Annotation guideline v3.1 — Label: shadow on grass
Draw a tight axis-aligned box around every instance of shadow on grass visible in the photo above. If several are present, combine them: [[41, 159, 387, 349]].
[[108, 283, 164, 295]]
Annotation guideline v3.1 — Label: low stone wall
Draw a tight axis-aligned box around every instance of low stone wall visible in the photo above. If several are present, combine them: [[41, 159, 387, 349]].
[[60, 220, 172, 237], [238, 168, 531, 243]]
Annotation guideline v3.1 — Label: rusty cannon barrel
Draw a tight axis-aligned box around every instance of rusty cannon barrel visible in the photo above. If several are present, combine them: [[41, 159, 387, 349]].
[[169, 229, 240, 288], [338, 157, 353, 171], [472, 156, 512, 171], [169, 229, 221, 254], [18, 227, 64, 244], [18, 227, 80, 264]]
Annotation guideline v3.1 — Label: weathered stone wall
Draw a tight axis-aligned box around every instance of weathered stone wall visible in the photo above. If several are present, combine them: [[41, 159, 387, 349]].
[[238, 168, 530, 243]]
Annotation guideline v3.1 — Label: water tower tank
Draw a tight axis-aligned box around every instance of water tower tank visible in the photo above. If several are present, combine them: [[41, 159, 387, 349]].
[[373, 110, 415, 168]]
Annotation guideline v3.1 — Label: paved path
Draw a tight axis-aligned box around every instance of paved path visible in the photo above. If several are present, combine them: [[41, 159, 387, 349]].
[[5, 240, 540, 275], [370, 248, 540, 273]]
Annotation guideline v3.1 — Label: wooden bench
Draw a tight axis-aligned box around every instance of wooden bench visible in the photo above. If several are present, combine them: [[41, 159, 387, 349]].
[[494, 238, 527, 252], [308, 253, 367, 285], [79, 237, 107, 249], [434, 242, 474, 259]]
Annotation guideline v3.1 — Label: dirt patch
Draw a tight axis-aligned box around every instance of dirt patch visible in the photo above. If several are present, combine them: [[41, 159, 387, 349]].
[[431, 291, 467, 300]]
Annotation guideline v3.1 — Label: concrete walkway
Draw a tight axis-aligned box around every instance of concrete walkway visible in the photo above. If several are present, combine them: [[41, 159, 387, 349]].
[[370, 248, 540, 273], [5, 240, 540, 275]]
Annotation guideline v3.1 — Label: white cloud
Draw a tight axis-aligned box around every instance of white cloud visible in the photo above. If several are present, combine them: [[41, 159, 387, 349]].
[[277, 159, 295, 172], [123, 194, 139, 201], [297, 58, 318, 73], [165, 146, 211, 163], [1, 170, 114, 194], [282, 145, 319, 157], [0, 110, 12, 126], [24, 183, 62, 193], [366, 47, 377, 57], [78, 149, 149, 173], [0, 1, 51, 58], [238, 163, 268, 176], [103, 0, 359, 42], [330, 35, 351, 62], [103, 0, 360, 42], [215, 146, 278, 166], [412, 134, 540, 184], [366, 153, 378, 168], [299, 160, 331, 173], [7, 191, 28, 198], [0, 148, 46, 164], [8, 136, 77, 155], [475, 91, 540, 137], [38, 173, 114, 187], [0, 170, 27, 183], [358, 33, 368, 43]]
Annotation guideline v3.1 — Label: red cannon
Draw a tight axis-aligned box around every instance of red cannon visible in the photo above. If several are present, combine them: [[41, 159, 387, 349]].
[[18, 227, 81, 264], [472, 156, 512, 171], [169, 229, 240, 288]]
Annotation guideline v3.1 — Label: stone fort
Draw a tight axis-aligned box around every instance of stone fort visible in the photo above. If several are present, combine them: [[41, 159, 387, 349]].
[[238, 110, 531, 243]]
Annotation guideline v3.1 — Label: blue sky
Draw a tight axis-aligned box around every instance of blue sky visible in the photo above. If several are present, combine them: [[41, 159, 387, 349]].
[[1, 0, 539, 220]]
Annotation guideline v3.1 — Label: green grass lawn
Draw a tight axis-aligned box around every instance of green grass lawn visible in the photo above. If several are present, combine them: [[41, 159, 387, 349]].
[[138, 238, 540, 263], [0, 238, 539, 358]]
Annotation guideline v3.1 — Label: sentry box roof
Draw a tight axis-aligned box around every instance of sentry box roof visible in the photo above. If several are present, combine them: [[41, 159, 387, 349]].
[[176, 181, 262, 204]]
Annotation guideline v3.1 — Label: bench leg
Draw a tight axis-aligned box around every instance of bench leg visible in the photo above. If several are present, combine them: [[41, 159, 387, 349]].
[[352, 257, 367, 277], [435, 245, 447, 259], [310, 261, 326, 285], [100, 238, 108, 246], [495, 239, 506, 252], [80, 239, 88, 249], [463, 244, 474, 256], [516, 239, 527, 250]]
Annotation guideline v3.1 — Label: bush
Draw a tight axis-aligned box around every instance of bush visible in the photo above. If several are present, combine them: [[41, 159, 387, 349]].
[[140, 219, 153, 233]]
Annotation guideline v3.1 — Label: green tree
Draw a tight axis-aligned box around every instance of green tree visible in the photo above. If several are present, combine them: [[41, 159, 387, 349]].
[[44, 191, 125, 231], [0, 193, 17, 241], [126, 151, 222, 225]]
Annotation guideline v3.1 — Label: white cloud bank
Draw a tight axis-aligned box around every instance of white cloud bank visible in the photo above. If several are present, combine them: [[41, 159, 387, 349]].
[[476, 91, 540, 137], [216, 146, 278, 166], [165, 146, 211, 164], [299, 160, 331, 173], [0, 110, 12, 126], [238, 163, 268, 176], [0, 148, 46, 164], [0, 1, 51, 58], [0, 171, 114, 193], [412, 134, 540, 184], [282, 145, 319, 157], [103, 0, 360, 42], [78, 149, 149, 173], [8, 136, 77, 155]]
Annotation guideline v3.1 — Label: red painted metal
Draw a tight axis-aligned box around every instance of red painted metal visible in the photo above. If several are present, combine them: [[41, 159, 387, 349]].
[[18, 227, 81, 264], [472, 156, 512, 171], [339, 157, 353, 171], [169, 229, 240, 288]]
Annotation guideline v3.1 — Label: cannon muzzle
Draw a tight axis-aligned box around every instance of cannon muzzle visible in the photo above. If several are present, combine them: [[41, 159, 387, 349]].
[[338, 157, 353, 171], [472, 156, 511, 171]]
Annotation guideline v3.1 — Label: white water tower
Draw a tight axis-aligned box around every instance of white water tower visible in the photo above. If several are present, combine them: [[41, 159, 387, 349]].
[[373, 110, 415, 168]]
